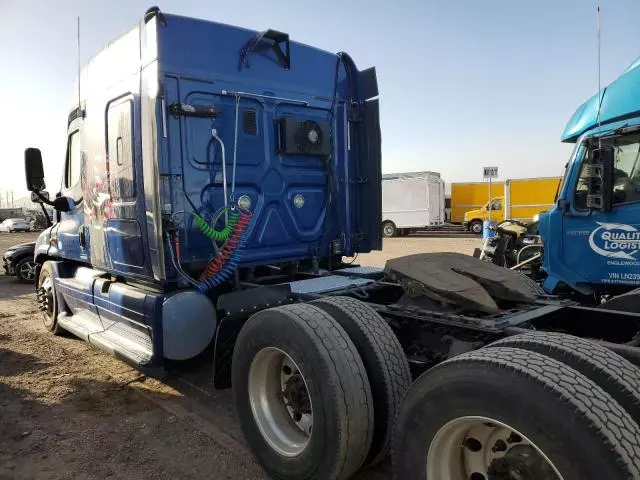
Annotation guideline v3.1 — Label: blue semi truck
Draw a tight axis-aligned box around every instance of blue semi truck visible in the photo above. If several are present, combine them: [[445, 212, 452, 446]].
[[25, 7, 640, 480], [540, 57, 640, 305]]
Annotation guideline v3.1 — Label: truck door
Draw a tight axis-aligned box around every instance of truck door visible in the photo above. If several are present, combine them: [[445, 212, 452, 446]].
[[102, 95, 147, 277], [489, 198, 504, 222], [561, 134, 640, 288], [56, 112, 87, 264], [427, 178, 442, 225]]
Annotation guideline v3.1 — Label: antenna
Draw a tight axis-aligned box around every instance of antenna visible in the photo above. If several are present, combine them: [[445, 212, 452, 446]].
[[77, 16, 81, 114], [596, 6, 602, 148]]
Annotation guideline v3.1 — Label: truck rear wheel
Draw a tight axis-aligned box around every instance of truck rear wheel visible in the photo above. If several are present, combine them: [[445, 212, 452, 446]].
[[311, 296, 411, 465], [232, 303, 374, 480], [393, 346, 640, 480], [488, 331, 640, 423], [382, 221, 396, 238]]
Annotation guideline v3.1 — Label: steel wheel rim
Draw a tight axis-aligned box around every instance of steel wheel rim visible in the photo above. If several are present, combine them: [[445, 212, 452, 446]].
[[20, 261, 36, 280], [248, 347, 313, 457], [472, 223, 482, 234], [383, 224, 394, 236], [427, 416, 564, 480], [40, 276, 55, 325]]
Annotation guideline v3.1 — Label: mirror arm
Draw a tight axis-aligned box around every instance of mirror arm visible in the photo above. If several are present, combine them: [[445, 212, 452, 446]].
[[33, 190, 56, 207], [33, 190, 73, 213], [38, 203, 53, 228]]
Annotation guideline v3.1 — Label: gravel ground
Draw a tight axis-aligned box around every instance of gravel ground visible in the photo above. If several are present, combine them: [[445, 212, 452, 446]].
[[356, 236, 480, 267], [0, 231, 480, 480]]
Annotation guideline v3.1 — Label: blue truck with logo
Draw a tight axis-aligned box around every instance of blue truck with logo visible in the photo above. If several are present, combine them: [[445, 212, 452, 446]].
[[540, 56, 640, 305], [24, 7, 640, 480]]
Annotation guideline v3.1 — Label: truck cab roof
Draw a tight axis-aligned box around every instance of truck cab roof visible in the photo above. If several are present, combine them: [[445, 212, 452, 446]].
[[562, 55, 640, 143]]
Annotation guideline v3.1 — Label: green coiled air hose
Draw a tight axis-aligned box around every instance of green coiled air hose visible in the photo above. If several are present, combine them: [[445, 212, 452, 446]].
[[193, 210, 239, 241]]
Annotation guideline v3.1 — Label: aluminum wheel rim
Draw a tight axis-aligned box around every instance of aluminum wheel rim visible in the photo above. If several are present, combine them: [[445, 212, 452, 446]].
[[472, 223, 482, 234], [20, 261, 36, 280], [383, 224, 394, 236], [427, 416, 564, 480], [248, 347, 313, 457]]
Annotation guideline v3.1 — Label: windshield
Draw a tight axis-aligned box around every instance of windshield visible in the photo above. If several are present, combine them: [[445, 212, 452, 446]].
[[555, 142, 581, 201]]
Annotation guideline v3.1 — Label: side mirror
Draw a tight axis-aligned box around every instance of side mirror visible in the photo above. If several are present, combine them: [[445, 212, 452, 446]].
[[586, 146, 614, 212], [25, 148, 46, 192], [31, 191, 50, 203]]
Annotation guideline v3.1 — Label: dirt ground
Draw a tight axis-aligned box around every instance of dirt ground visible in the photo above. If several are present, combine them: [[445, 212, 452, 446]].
[[356, 236, 480, 267], [0, 231, 480, 480]]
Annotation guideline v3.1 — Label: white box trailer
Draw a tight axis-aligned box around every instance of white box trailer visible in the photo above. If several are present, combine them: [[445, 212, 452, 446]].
[[381, 171, 445, 237]]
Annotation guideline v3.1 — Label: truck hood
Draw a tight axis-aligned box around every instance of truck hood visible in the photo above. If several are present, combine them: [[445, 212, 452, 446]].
[[464, 208, 484, 221]]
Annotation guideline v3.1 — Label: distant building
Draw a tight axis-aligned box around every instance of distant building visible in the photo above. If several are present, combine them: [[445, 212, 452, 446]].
[[0, 207, 24, 221]]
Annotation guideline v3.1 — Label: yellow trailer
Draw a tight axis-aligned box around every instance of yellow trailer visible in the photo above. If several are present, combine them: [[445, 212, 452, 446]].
[[450, 181, 504, 224], [505, 177, 561, 221], [452, 177, 562, 231]]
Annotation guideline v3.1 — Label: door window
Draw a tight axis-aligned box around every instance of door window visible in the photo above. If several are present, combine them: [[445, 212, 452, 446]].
[[574, 134, 640, 210], [65, 130, 81, 188], [490, 199, 502, 210]]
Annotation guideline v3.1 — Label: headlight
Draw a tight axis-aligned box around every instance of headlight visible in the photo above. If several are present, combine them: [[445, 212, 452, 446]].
[[4, 250, 15, 259]]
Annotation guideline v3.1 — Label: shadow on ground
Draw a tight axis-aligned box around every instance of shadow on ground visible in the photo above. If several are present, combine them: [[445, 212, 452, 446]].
[[0, 330, 267, 479]]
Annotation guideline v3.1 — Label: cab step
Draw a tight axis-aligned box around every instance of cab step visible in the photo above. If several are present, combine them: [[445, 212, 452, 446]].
[[58, 312, 158, 374]]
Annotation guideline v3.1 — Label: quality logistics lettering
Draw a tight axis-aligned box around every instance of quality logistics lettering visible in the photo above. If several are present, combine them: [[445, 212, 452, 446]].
[[589, 223, 640, 260]]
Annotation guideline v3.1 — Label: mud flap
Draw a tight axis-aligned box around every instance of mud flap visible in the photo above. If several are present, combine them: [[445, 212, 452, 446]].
[[385, 252, 537, 313]]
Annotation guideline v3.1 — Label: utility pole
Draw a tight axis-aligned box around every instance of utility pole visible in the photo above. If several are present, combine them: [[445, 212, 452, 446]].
[[11, 190, 14, 208]]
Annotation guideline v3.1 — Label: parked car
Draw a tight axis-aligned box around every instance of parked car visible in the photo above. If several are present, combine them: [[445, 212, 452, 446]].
[[0, 218, 31, 232], [2, 242, 36, 283]]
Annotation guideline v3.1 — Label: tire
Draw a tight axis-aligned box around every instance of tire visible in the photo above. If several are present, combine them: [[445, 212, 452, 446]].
[[311, 296, 411, 465], [393, 346, 640, 480], [36, 261, 63, 335], [469, 220, 483, 234], [517, 271, 545, 296], [232, 303, 374, 480], [488, 331, 640, 423], [15, 257, 37, 283], [382, 221, 396, 238]]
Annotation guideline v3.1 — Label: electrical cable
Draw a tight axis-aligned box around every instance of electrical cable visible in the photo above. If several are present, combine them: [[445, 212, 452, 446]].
[[344, 252, 358, 265], [165, 232, 200, 288], [183, 188, 199, 213]]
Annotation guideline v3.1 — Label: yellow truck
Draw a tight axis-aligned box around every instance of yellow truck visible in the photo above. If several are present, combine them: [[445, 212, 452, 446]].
[[451, 177, 562, 234], [450, 181, 505, 225]]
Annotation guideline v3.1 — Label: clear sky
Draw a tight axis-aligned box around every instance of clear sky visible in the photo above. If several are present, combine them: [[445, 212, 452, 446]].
[[1, 0, 640, 200]]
